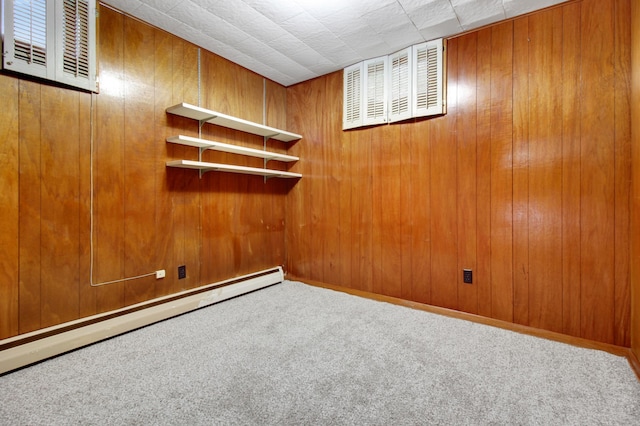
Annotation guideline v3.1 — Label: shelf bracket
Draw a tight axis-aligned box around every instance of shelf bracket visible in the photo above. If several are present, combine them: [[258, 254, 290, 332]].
[[198, 119, 206, 140], [198, 146, 206, 179], [197, 115, 218, 139], [263, 136, 268, 183]]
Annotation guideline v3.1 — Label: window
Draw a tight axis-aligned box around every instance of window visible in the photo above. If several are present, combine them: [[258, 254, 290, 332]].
[[343, 38, 446, 130], [363, 56, 387, 126], [388, 47, 412, 123], [343, 62, 363, 130], [2, 0, 97, 92], [413, 39, 445, 118]]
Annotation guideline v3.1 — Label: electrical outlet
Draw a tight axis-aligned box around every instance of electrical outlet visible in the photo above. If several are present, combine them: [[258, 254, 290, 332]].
[[155, 270, 165, 279], [178, 265, 186, 280], [463, 269, 472, 284]]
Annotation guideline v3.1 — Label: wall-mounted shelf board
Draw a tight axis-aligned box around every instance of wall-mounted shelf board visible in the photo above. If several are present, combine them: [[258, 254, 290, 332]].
[[166, 160, 302, 179], [167, 135, 299, 163], [166, 103, 302, 142]]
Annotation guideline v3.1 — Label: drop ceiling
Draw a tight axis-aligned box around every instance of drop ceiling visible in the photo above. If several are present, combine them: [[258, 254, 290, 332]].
[[101, 0, 568, 87]]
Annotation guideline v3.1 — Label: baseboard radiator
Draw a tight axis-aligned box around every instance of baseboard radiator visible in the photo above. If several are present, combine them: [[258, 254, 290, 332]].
[[0, 267, 284, 375]]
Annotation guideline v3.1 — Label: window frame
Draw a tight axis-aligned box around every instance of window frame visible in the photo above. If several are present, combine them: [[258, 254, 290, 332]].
[[2, 0, 98, 92]]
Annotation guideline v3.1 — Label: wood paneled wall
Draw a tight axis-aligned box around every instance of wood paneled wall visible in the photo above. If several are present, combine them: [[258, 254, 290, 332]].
[[286, 0, 632, 346], [631, 0, 640, 360], [0, 4, 292, 339]]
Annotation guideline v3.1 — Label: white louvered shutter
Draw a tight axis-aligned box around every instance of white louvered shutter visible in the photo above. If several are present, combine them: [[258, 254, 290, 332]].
[[363, 56, 388, 126], [343, 62, 363, 130], [2, 0, 97, 92], [413, 39, 445, 117], [56, 0, 96, 91], [3, 0, 52, 79], [388, 47, 412, 123]]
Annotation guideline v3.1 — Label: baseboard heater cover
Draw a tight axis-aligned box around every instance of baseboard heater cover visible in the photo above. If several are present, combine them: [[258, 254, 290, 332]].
[[0, 267, 284, 375]]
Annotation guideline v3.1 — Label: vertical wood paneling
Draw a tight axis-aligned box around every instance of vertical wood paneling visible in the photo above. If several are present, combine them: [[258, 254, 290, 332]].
[[95, 6, 125, 312], [1, 0, 633, 348], [338, 112, 354, 290], [0, 75, 19, 339], [613, 0, 631, 347], [285, 0, 630, 347], [181, 43, 202, 290], [322, 72, 342, 285], [123, 18, 157, 305], [410, 119, 431, 304], [285, 82, 311, 278], [489, 22, 514, 322], [18, 81, 42, 333], [265, 80, 288, 272], [379, 124, 402, 298], [154, 28, 177, 296], [456, 34, 479, 315], [580, 0, 616, 343], [512, 17, 530, 326], [371, 125, 384, 295], [631, 0, 640, 360], [40, 86, 80, 327], [400, 122, 413, 301], [306, 78, 327, 283], [527, 9, 563, 332], [561, 2, 583, 338], [430, 38, 459, 310], [476, 28, 493, 319], [1, 4, 293, 340], [77, 92, 94, 319], [351, 128, 373, 293]]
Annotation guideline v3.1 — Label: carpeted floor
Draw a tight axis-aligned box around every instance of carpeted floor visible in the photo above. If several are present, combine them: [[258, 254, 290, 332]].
[[1, 280, 639, 425]]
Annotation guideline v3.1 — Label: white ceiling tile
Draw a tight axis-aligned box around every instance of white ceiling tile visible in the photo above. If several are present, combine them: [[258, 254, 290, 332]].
[[405, 0, 458, 29], [301, 31, 346, 57], [280, 11, 326, 39], [168, 1, 219, 29], [133, 4, 184, 32], [295, 0, 351, 19], [504, 0, 566, 18], [347, 0, 399, 17], [451, 0, 505, 29], [418, 19, 464, 41], [461, 12, 506, 30], [102, 0, 143, 13], [362, 2, 416, 34], [139, 0, 183, 13], [234, 37, 314, 77], [339, 25, 385, 53], [199, 17, 251, 46], [243, 13, 290, 43], [241, 0, 305, 24], [383, 26, 425, 52], [198, 0, 259, 29], [100, 0, 570, 86], [322, 43, 362, 66]]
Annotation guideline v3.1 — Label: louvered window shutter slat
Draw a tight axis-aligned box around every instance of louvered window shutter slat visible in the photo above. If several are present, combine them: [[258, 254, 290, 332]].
[[62, 0, 90, 79], [343, 39, 444, 130], [363, 57, 387, 125], [13, 1, 47, 65], [343, 63, 363, 130], [413, 39, 445, 117], [389, 47, 412, 123], [2, 0, 96, 92]]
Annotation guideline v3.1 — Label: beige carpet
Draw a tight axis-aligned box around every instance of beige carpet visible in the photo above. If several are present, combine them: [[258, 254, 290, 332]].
[[1, 280, 639, 425]]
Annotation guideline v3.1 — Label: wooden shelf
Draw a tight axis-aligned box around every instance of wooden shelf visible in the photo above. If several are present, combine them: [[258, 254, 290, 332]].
[[166, 103, 302, 142], [167, 135, 299, 163], [166, 160, 302, 179]]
